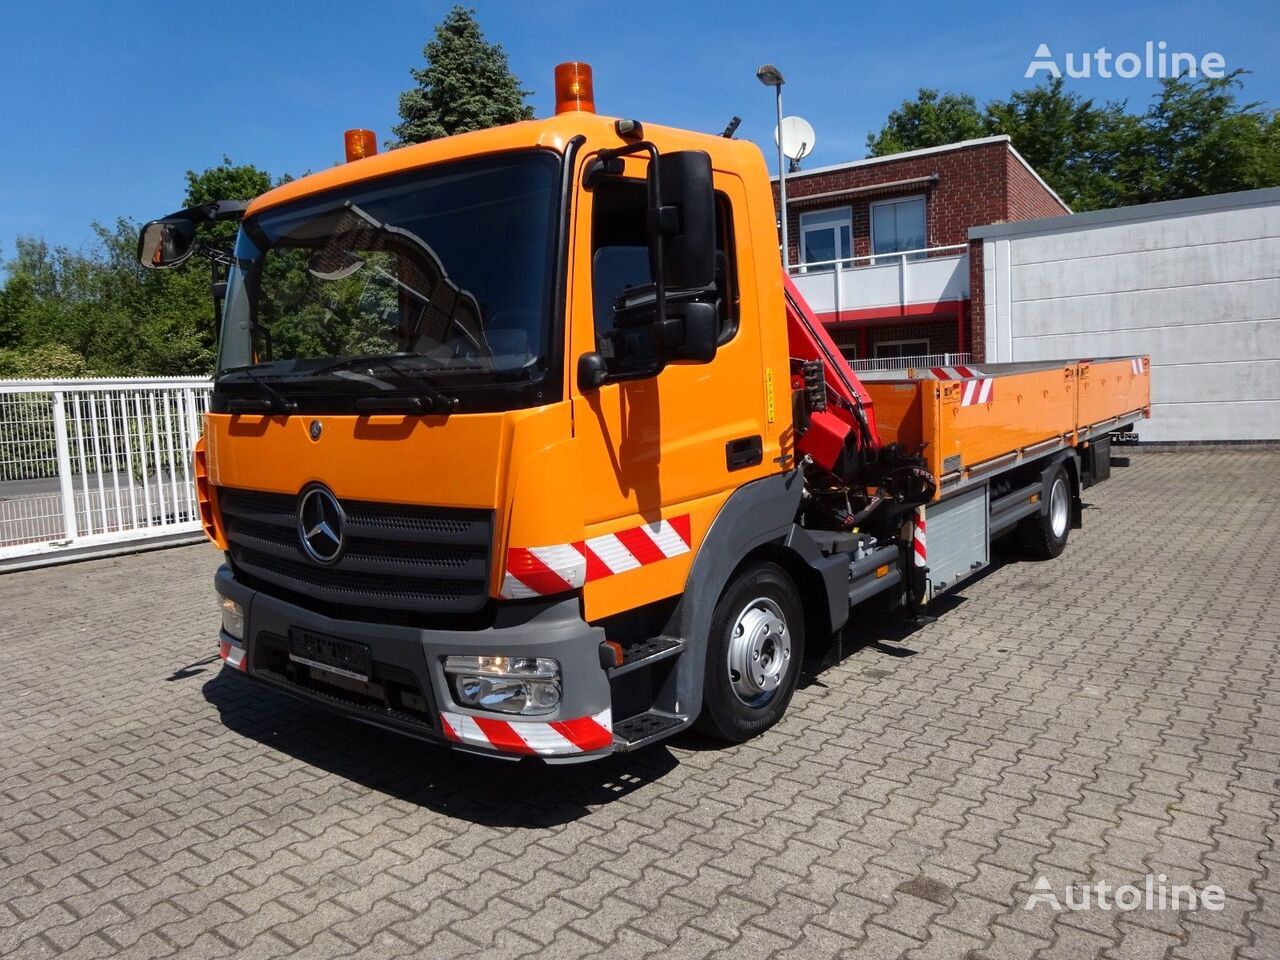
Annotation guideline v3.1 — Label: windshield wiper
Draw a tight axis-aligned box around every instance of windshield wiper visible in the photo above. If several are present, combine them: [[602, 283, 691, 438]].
[[217, 364, 298, 413], [314, 354, 459, 414]]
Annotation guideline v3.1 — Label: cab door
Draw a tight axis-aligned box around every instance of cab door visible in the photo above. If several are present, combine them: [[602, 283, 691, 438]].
[[568, 159, 773, 619]]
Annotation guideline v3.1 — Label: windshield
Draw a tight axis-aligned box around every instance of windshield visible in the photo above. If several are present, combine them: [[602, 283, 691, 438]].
[[217, 150, 562, 410]]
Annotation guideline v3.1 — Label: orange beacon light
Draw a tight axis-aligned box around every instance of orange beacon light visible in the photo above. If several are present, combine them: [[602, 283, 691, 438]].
[[554, 62, 595, 114], [343, 129, 378, 163]]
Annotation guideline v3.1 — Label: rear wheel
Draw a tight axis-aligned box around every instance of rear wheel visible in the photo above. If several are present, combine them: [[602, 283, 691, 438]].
[[1018, 463, 1071, 560], [695, 562, 805, 743]]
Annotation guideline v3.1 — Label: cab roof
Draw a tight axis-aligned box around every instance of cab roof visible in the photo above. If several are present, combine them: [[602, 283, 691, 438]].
[[246, 112, 768, 218]]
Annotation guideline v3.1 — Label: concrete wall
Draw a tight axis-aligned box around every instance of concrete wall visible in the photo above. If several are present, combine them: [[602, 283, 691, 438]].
[[974, 188, 1280, 442]]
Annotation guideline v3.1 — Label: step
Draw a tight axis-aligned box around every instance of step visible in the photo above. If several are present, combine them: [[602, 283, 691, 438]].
[[611, 710, 688, 750], [609, 636, 685, 677]]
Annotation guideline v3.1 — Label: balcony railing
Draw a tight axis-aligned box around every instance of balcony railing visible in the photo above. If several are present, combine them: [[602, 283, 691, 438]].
[[787, 244, 969, 321], [846, 352, 972, 373]]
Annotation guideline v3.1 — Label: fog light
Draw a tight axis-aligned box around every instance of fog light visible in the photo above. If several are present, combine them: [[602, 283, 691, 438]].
[[443, 655, 561, 715], [219, 596, 244, 640]]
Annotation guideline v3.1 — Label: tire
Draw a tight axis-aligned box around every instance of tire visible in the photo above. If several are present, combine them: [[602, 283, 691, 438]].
[[1017, 463, 1071, 560], [695, 561, 805, 743]]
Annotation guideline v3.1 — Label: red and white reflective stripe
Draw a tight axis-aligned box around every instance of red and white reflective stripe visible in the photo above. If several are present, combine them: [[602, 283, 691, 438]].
[[912, 508, 927, 568], [219, 638, 247, 671], [1130, 358, 1144, 375], [440, 708, 613, 756], [501, 515, 691, 599], [929, 365, 976, 380], [959, 378, 994, 407]]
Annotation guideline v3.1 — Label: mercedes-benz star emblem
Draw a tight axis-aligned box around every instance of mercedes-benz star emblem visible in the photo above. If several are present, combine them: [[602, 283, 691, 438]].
[[297, 485, 345, 564], [309, 420, 323, 441]]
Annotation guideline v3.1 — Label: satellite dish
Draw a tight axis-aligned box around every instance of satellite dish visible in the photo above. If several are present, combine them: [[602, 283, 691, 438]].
[[776, 116, 816, 162]]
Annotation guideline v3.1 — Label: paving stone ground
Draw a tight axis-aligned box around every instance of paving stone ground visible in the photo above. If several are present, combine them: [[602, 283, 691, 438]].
[[2, 449, 1278, 960]]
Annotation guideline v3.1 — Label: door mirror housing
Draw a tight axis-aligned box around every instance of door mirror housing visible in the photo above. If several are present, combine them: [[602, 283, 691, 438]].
[[652, 151, 715, 292], [136, 200, 248, 270], [138, 217, 199, 269]]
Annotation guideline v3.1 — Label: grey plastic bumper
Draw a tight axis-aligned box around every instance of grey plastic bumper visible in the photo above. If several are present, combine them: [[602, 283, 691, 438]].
[[213, 565, 613, 760]]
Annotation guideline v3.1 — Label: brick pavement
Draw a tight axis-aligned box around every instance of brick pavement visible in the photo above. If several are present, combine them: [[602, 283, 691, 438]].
[[1, 450, 1278, 959]]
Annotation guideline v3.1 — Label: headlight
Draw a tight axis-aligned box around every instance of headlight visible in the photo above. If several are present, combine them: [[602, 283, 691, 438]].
[[219, 596, 244, 640], [443, 655, 561, 715]]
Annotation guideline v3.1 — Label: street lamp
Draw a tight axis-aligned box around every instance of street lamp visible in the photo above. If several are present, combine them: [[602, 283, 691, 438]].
[[756, 63, 788, 269]]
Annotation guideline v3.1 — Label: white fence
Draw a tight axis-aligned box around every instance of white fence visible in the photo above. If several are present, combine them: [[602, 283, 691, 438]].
[[0, 378, 211, 565]]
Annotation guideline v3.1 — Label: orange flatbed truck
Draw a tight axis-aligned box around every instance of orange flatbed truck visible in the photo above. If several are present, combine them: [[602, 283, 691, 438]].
[[139, 63, 1150, 762]]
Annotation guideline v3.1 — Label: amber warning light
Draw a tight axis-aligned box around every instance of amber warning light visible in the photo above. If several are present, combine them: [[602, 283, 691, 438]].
[[554, 62, 595, 114], [344, 129, 377, 163]]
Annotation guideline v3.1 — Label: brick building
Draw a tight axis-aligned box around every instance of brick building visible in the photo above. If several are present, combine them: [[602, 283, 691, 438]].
[[772, 135, 1068, 364]]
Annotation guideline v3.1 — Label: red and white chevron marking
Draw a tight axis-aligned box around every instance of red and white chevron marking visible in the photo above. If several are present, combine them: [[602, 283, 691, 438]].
[[1130, 358, 1144, 375], [218, 638, 247, 671], [501, 515, 692, 599], [440, 708, 613, 756], [959, 377, 995, 406], [929, 364, 976, 380], [912, 508, 927, 568]]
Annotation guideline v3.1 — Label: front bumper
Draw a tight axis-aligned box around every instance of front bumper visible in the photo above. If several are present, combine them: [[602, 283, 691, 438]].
[[214, 565, 614, 761]]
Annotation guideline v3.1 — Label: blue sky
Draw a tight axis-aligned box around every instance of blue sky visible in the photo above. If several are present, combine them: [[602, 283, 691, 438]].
[[2, 0, 1276, 257]]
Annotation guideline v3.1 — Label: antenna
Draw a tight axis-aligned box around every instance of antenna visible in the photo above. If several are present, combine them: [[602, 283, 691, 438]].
[[776, 116, 816, 170]]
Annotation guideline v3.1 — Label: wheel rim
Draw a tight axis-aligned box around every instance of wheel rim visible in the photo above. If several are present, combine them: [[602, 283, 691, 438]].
[[727, 596, 792, 707], [1049, 476, 1069, 538]]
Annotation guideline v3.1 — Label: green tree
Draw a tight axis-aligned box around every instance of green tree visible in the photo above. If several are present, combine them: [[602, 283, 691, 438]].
[[866, 89, 986, 157], [1137, 70, 1280, 203], [0, 272, 44, 348], [865, 72, 1280, 211], [0, 342, 90, 378], [984, 78, 1141, 210], [182, 157, 276, 250], [391, 5, 533, 146]]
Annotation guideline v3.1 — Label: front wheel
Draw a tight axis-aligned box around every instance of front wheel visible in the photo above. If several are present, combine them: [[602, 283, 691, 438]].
[[695, 562, 805, 743], [1018, 463, 1072, 560]]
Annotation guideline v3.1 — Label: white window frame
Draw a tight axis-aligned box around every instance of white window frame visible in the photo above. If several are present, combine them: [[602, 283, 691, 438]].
[[873, 337, 930, 359], [798, 206, 852, 273], [869, 195, 927, 264]]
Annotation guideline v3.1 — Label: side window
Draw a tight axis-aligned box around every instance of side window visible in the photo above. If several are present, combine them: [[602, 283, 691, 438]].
[[590, 178, 739, 375], [870, 196, 927, 263], [799, 207, 852, 272], [713, 193, 740, 344]]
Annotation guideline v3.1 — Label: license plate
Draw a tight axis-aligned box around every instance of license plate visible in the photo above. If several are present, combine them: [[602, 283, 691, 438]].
[[287, 630, 372, 682]]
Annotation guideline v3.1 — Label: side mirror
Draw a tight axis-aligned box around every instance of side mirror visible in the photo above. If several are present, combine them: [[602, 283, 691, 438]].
[[136, 200, 249, 270], [652, 151, 715, 291], [660, 300, 718, 364], [138, 218, 199, 269]]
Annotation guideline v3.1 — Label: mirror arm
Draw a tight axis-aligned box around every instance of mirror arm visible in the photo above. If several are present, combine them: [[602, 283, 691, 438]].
[[198, 243, 234, 268]]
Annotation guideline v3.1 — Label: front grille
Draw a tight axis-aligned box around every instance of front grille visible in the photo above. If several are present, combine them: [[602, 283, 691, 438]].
[[218, 487, 492, 615]]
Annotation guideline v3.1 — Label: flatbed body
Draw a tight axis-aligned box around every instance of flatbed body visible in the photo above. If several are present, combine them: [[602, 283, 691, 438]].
[[862, 357, 1150, 498]]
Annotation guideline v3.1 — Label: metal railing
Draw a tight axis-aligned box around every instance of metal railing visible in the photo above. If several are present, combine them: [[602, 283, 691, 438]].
[[787, 244, 969, 320], [846, 352, 972, 373], [0, 377, 211, 565], [790, 243, 969, 273]]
